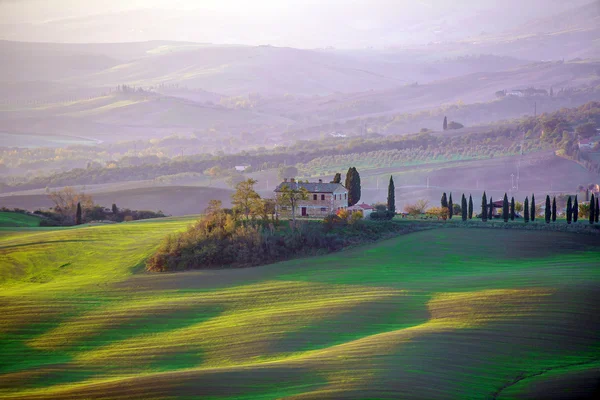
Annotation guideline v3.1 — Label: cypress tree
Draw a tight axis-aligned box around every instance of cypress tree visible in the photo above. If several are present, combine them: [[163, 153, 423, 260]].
[[443, 116, 448, 131], [387, 176, 396, 213], [524, 197, 529, 223], [441, 192, 448, 209], [332, 173, 341, 184], [590, 194, 596, 225], [510, 197, 515, 221], [596, 197, 599, 223], [573, 195, 579, 223], [531, 194, 536, 222], [552, 197, 557, 222], [75, 202, 82, 225], [448, 193, 453, 219], [468, 194, 473, 219], [502, 193, 509, 222], [545, 195, 551, 223], [461, 194, 467, 221], [345, 167, 361, 207], [566, 196, 572, 224], [481, 192, 487, 222], [488, 197, 493, 220], [111, 203, 118, 214]]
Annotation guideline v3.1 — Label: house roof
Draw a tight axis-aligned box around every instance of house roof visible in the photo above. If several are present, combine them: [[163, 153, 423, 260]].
[[350, 203, 374, 210], [274, 181, 347, 193]]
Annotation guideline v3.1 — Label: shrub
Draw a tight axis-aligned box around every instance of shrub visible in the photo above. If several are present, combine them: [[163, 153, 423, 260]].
[[370, 211, 395, 220]]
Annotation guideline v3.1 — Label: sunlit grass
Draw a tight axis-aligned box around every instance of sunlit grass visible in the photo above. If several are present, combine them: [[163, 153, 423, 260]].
[[0, 221, 598, 399]]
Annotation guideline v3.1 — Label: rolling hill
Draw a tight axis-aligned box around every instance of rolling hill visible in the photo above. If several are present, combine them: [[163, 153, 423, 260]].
[[0, 221, 598, 398]]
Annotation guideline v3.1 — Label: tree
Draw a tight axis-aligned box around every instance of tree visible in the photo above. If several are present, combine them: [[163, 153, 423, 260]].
[[468, 195, 473, 219], [441, 192, 448, 209], [278, 165, 299, 181], [488, 197, 493, 220], [596, 197, 599, 223], [510, 197, 515, 221], [112, 203, 118, 214], [566, 196, 572, 224], [545, 195, 551, 223], [387, 176, 396, 213], [345, 167, 361, 207], [590, 193, 596, 225], [448, 121, 464, 130], [481, 192, 488, 222], [75, 202, 82, 225], [573, 195, 579, 222], [276, 184, 309, 228], [332, 173, 342, 184], [502, 193, 509, 222], [576, 122, 597, 139], [426, 206, 448, 220], [448, 193, 453, 219], [552, 197, 557, 222], [443, 116, 448, 131], [461, 194, 467, 221], [524, 197, 530, 223], [404, 199, 429, 216], [531, 194, 536, 222], [515, 201, 524, 213], [232, 179, 262, 220], [48, 187, 94, 219]]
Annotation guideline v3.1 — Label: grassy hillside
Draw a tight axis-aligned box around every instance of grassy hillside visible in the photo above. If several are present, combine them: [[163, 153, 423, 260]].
[[0, 212, 41, 227], [0, 222, 599, 399]]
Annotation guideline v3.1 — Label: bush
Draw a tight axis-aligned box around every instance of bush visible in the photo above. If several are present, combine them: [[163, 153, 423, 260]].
[[370, 211, 395, 220]]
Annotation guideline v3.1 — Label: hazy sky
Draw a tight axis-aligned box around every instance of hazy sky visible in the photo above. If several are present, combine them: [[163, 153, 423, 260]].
[[0, 0, 591, 48]]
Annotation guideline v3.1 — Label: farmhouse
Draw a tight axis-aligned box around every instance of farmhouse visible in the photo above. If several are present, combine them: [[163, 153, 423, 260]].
[[578, 136, 600, 150], [274, 178, 348, 217], [348, 203, 374, 218]]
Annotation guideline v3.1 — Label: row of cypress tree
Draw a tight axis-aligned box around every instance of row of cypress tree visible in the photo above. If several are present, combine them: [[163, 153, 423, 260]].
[[441, 192, 474, 220]]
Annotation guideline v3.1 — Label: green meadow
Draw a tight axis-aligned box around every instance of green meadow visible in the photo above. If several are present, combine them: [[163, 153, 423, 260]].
[[0, 217, 599, 399]]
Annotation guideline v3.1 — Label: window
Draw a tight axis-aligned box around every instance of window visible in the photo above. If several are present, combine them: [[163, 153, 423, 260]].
[[321, 194, 325, 201], [313, 194, 317, 200], [345, 193, 347, 199], [321, 207, 327, 212]]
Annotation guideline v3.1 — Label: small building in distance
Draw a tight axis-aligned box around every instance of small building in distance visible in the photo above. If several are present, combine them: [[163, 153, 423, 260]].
[[348, 203, 374, 219], [234, 165, 251, 172], [578, 136, 600, 150], [274, 178, 348, 217]]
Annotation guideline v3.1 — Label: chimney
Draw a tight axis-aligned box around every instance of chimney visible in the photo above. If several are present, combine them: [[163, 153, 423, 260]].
[[318, 179, 323, 183], [284, 178, 288, 182], [290, 178, 295, 183]]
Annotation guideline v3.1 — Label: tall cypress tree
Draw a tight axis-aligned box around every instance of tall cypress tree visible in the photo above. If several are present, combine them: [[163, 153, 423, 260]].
[[552, 197, 557, 222], [488, 197, 493, 220], [566, 196, 572, 224], [596, 197, 599, 223], [590, 193, 596, 225], [448, 193, 453, 219], [461, 194, 467, 221], [345, 167, 361, 207], [332, 173, 341, 184], [545, 195, 551, 223], [481, 192, 487, 222], [441, 192, 448, 209], [75, 202, 82, 225], [524, 197, 530, 223], [112, 203, 118, 214], [510, 197, 515, 221], [443, 116, 448, 131], [468, 194, 473, 220], [387, 176, 396, 213], [573, 195, 579, 223], [502, 193, 509, 222], [531, 194, 536, 222]]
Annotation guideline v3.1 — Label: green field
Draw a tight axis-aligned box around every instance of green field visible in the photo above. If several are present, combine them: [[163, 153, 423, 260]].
[[0, 219, 599, 399], [0, 212, 42, 228]]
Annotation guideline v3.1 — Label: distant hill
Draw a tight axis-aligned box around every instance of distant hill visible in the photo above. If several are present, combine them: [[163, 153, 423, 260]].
[[0, 186, 234, 216]]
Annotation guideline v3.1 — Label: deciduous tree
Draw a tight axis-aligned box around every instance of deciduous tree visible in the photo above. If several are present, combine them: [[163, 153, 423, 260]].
[[232, 178, 262, 220]]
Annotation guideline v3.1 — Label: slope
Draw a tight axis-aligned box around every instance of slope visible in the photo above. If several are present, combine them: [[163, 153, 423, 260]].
[[0, 224, 599, 399]]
